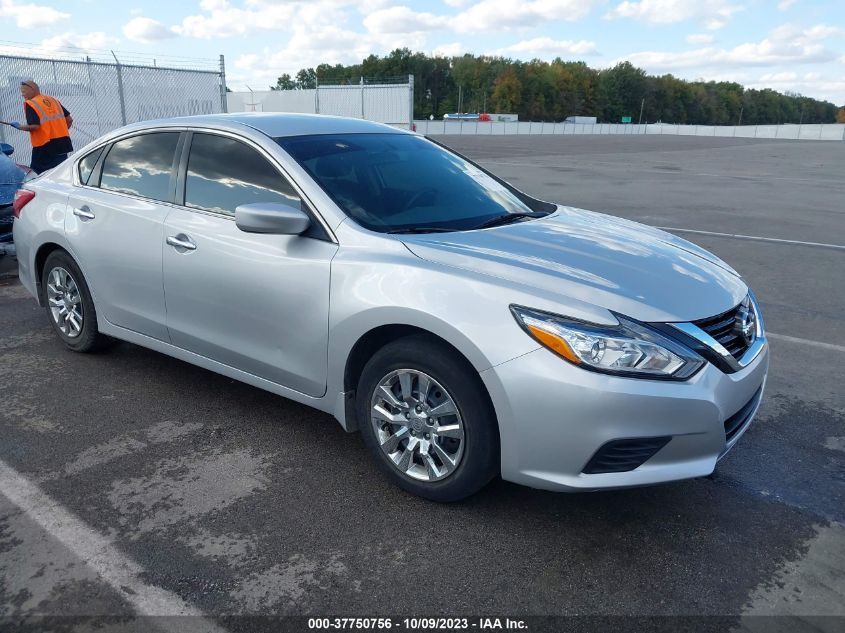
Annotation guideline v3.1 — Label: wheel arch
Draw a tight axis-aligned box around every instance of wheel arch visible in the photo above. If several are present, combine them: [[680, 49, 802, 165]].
[[339, 322, 498, 435], [33, 242, 71, 305]]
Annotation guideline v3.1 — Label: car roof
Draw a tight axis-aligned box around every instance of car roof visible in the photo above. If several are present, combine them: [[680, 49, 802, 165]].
[[112, 113, 410, 139]]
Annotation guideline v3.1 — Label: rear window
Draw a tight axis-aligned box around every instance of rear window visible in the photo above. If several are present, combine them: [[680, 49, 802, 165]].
[[100, 132, 179, 202], [77, 147, 103, 185]]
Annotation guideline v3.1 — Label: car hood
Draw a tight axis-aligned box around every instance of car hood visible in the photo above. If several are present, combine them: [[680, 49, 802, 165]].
[[400, 207, 747, 323]]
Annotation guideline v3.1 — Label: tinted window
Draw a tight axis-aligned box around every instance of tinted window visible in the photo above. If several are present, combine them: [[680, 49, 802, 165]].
[[184, 133, 300, 217], [77, 147, 103, 185], [100, 133, 179, 202], [278, 133, 550, 233]]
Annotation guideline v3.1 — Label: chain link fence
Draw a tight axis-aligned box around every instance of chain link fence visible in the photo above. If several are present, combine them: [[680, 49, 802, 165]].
[[227, 76, 414, 128], [0, 53, 226, 166]]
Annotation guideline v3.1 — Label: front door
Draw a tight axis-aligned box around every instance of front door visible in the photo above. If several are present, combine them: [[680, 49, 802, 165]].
[[162, 132, 337, 397]]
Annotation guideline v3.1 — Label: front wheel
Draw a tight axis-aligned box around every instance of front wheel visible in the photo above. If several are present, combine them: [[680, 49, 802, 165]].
[[356, 335, 499, 502]]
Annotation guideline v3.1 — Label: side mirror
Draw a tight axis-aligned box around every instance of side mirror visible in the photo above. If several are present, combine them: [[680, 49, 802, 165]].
[[235, 201, 311, 235], [0, 143, 13, 156]]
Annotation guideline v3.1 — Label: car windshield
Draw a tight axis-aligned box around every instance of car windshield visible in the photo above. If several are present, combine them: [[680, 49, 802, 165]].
[[277, 133, 548, 233]]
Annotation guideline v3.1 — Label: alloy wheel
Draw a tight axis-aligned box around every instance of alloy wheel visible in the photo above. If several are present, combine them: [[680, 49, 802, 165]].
[[46, 266, 83, 338], [370, 369, 465, 482]]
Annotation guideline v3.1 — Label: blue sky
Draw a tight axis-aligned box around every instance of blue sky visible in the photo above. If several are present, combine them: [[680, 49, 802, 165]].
[[2, 0, 843, 104]]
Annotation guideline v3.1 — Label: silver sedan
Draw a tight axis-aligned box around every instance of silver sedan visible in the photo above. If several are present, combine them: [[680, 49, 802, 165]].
[[12, 114, 768, 501]]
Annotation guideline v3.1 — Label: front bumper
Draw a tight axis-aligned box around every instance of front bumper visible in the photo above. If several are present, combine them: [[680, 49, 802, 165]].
[[481, 339, 768, 492]]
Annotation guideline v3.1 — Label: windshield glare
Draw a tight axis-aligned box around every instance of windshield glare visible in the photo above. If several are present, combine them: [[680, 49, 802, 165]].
[[277, 133, 538, 233]]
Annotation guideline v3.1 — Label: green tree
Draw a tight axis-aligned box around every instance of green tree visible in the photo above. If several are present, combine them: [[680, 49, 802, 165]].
[[279, 50, 838, 124], [491, 68, 522, 113], [295, 68, 317, 89], [272, 73, 295, 90]]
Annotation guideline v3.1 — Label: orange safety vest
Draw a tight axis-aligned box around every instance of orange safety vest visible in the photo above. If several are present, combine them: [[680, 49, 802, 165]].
[[24, 94, 70, 148]]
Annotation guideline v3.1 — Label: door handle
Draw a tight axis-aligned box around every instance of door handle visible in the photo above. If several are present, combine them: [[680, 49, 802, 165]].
[[166, 234, 197, 251], [72, 206, 95, 220]]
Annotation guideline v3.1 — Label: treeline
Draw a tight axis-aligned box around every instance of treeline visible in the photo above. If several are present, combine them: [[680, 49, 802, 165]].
[[272, 48, 842, 125]]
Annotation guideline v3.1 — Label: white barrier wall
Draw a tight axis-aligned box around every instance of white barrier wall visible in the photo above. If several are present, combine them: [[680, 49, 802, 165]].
[[414, 120, 845, 141], [228, 82, 412, 125]]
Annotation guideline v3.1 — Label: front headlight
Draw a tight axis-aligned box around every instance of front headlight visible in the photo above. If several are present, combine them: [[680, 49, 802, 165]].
[[511, 305, 705, 380]]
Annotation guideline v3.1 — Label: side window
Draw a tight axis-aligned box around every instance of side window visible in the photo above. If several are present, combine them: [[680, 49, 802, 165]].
[[77, 147, 103, 185], [100, 132, 180, 202], [184, 133, 300, 217]]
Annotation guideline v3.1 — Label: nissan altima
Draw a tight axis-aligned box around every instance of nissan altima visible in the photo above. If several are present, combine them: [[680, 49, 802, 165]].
[[12, 113, 768, 501]]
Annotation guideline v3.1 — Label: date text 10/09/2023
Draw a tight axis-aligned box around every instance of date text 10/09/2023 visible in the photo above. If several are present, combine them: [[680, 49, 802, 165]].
[[307, 618, 528, 630]]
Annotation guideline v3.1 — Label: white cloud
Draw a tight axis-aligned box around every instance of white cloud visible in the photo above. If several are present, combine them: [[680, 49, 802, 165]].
[[748, 73, 845, 104], [0, 0, 70, 28], [489, 37, 598, 57], [130, 7, 143, 15], [364, 6, 449, 33], [173, 0, 379, 39], [757, 71, 797, 82], [432, 42, 464, 57], [686, 33, 714, 44], [615, 23, 842, 71], [355, 0, 393, 11], [231, 23, 426, 88], [123, 17, 177, 43], [454, 0, 602, 32], [40, 31, 119, 51], [604, 0, 742, 29], [777, 0, 797, 10], [174, 0, 299, 38], [443, 0, 469, 6]]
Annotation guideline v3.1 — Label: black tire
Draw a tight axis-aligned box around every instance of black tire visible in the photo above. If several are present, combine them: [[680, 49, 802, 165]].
[[356, 334, 499, 502], [41, 250, 110, 353]]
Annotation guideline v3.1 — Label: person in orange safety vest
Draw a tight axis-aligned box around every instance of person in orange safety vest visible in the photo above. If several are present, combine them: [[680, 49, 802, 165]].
[[0, 79, 74, 174]]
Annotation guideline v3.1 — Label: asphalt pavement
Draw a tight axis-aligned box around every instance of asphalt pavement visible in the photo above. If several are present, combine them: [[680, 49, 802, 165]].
[[1, 135, 843, 632]]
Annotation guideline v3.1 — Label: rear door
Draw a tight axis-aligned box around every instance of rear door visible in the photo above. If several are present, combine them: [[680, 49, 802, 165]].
[[162, 131, 337, 396], [65, 131, 182, 341]]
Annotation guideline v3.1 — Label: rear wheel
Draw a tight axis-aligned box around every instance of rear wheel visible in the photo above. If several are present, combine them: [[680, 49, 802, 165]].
[[42, 250, 110, 353], [357, 335, 499, 502]]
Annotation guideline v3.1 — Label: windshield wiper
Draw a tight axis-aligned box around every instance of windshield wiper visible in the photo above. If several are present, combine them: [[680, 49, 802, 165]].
[[387, 227, 457, 234], [471, 211, 550, 231]]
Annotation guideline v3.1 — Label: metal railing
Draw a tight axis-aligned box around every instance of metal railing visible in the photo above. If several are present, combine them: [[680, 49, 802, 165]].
[[0, 52, 226, 165]]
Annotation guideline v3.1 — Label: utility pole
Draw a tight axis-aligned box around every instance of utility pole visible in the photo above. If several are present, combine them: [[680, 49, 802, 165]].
[[638, 97, 645, 124], [737, 105, 743, 126]]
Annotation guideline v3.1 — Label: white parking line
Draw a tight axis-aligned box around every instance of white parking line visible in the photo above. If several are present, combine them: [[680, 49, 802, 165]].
[[657, 227, 845, 251], [767, 333, 845, 353], [0, 459, 227, 633]]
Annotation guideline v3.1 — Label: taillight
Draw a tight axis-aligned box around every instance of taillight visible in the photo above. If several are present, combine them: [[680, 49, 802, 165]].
[[13, 189, 35, 218]]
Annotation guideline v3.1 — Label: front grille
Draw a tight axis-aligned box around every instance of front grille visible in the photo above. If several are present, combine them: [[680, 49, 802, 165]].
[[693, 302, 750, 360], [724, 387, 763, 443], [582, 437, 671, 474]]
